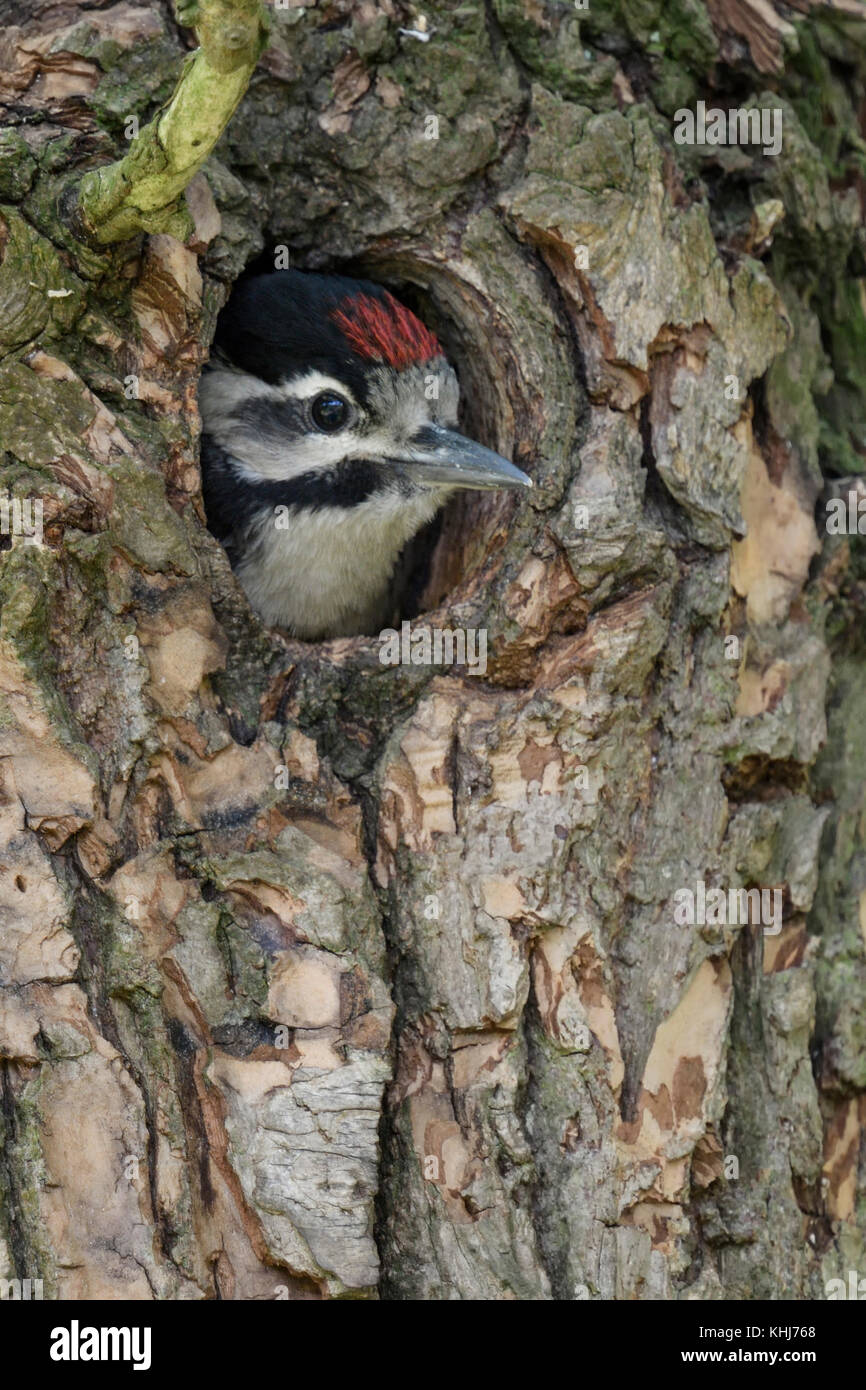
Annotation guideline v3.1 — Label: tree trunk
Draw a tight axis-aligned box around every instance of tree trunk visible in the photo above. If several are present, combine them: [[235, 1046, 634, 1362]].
[[0, 0, 864, 1301]]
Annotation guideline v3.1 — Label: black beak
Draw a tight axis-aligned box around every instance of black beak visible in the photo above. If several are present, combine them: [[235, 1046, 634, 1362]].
[[398, 424, 533, 492]]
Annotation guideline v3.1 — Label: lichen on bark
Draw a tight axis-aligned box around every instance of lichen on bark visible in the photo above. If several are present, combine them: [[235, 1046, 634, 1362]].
[[72, 0, 268, 246]]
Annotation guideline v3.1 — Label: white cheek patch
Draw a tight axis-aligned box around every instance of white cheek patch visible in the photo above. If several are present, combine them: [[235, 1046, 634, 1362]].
[[199, 359, 464, 487], [199, 366, 362, 483], [198, 366, 274, 433], [229, 431, 357, 485]]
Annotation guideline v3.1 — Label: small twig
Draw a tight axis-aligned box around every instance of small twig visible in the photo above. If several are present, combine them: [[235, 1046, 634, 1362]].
[[73, 0, 267, 246]]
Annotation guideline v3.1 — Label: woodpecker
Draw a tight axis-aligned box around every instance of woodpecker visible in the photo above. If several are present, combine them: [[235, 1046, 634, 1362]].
[[198, 269, 532, 640]]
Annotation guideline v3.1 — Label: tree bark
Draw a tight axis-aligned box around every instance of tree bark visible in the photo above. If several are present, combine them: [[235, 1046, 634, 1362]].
[[0, 0, 864, 1301]]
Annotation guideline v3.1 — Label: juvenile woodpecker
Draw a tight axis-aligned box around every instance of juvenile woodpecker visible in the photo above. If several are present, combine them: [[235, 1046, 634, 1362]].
[[198, 269, 532, 639]]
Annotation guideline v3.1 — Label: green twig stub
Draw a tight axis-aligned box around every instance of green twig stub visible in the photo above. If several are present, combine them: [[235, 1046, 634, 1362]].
[[74, 0, 267, 246]]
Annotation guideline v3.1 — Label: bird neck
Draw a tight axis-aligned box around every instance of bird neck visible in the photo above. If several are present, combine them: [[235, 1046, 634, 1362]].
[[236, 481, 444, 639]]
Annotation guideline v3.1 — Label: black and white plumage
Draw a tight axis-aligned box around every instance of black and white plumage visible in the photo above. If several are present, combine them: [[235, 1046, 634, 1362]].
[[198, 269, 532, 639]]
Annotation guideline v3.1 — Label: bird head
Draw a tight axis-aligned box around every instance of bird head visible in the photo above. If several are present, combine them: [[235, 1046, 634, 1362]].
[[199, 269, 531, 499], [197, 269, 532, 637]]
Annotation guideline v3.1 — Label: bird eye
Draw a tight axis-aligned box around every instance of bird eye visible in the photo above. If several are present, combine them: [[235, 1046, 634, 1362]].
[[310, 392, 350, 432]]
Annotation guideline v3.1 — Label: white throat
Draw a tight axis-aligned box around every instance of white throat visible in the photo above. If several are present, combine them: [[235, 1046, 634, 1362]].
[[237, 488, 444, 638]]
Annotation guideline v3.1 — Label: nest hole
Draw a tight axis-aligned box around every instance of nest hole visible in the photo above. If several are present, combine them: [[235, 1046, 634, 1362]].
[[221, 243, 520, 636]]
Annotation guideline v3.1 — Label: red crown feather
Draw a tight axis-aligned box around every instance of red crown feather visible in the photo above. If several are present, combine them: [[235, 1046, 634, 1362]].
[[330, 291, 442, 369]]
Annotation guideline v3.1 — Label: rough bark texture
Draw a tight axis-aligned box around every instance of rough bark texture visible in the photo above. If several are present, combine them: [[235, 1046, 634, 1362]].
[[0, 0, 865, 1300]]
